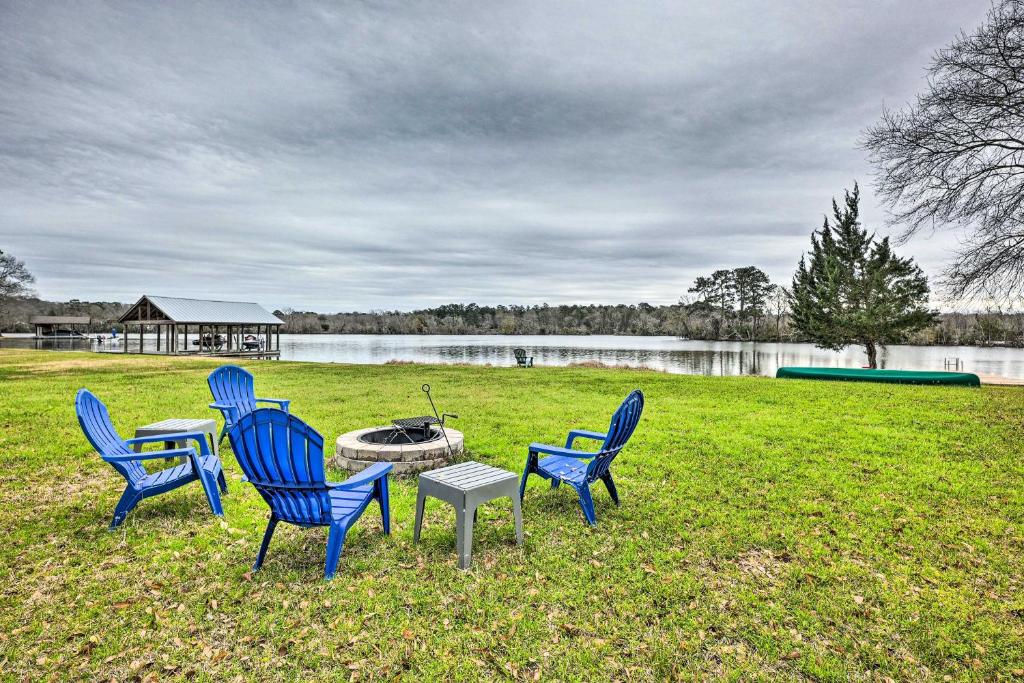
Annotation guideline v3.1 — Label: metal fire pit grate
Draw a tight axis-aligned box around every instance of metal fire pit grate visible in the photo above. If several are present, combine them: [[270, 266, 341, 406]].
[[392, 416, 440, 430], [385, 385, 459, 454]]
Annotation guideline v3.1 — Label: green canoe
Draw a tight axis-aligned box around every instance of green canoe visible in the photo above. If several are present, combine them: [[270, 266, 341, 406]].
[[776, 366, 981, 387]]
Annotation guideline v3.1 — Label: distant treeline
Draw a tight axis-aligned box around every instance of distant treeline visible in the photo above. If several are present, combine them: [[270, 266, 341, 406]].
[[3, 297, 1024, 347], [1, 298, 128, 333], [277, 303, 678, 336], [275, 303, 1024, 347]]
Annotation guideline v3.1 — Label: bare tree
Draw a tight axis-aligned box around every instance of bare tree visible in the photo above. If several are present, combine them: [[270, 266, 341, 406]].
[[768, 284, 790, 340], [863, 0, 1024, 301], [0, 250, 36, 334]]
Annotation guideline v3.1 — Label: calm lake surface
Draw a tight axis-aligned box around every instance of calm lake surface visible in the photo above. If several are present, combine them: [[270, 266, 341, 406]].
[[4, 333, 1024, 377]]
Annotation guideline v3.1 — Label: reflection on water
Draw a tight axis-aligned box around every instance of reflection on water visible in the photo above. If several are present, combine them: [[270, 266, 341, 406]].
[[0, 336, 96, 352], [4, 333, 1023, 377], [278, 335, 1024, 377]]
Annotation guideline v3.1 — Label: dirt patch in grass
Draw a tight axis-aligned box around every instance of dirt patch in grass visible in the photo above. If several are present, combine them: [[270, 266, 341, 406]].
[[15, 357, 122, 373], [385, 359, 495, 368], [735, 548, 793, 582], [10, 354, 199, 376], [567, 360, 666, 372], [0, 465, 118, 512]]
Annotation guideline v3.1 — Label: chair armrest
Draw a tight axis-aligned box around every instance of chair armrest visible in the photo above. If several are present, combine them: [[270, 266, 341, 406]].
[[529, 442, 597, 459], [565, 429, 606, 449], [126, 432, 211, 455], [209, 402, 241, 420], [329, 462, 393, 490], [105, 446, 196, 462], [256, 398, 290, 412]]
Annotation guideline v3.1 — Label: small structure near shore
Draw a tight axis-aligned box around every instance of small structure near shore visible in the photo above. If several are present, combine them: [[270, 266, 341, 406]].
[[30, 315, 90, 338], [117, 295, 283, 359]]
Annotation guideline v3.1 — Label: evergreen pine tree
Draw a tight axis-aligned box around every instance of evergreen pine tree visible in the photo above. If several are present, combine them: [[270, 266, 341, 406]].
[[790, 184, 936, 368]]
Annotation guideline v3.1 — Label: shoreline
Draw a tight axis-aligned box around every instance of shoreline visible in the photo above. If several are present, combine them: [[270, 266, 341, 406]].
[[1, 347, 1022, 385], [1, 330, 1022, 350]]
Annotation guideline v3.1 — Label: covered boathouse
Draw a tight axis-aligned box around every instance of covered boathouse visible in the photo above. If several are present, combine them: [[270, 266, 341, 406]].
[[30, 315, 91, 338], [117, 295, 283, 359]]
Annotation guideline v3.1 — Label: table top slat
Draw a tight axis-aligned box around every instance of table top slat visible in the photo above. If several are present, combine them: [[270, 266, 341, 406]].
[[431, 468, 505, 484], [420, 461, 517, 491], [424, 462, 491, 479], [446, 470, 513, 487], [137, 418, 216, 431]]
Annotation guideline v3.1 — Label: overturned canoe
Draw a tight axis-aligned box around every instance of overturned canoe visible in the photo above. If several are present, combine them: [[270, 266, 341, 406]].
[[776, 366, 981, 387]]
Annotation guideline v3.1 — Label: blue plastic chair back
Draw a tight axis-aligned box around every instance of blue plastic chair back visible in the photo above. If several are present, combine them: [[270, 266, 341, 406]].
[[75, 389, 147, 486], [208, 365, 258, 418], [588, 390, 645, 481], [227, 408, 331, 526]]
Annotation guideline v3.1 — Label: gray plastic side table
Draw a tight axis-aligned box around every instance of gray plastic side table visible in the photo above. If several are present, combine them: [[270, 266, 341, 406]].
[[133, 418, 219, 460], [414, 461, 524, 569]]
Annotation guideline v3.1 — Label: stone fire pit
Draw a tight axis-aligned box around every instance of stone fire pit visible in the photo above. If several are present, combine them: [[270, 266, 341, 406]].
[[333, 425, 463, 475]]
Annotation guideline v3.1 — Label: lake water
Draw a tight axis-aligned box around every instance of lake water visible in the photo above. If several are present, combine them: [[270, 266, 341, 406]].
[[3, 333, 1024, 378]]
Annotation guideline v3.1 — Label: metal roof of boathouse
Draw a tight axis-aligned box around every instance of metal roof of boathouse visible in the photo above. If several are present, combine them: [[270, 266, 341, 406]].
[[118, 295, 283, 325], [29, 315, 91, 325]]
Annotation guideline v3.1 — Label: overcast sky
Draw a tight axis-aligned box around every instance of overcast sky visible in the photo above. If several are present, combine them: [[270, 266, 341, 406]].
[[0, 1, 991, 311]]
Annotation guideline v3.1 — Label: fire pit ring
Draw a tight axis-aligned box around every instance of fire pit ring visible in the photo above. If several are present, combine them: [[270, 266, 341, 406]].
[[333, 426, 463, 475], [358, 426, 445, 445]]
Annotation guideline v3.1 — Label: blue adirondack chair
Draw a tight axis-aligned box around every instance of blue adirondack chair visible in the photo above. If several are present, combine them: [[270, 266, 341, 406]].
[[208, 365, 290, 444], [227, 409, 392, 580], [519, 389, 644, 526], [75, 389, 226, 529]]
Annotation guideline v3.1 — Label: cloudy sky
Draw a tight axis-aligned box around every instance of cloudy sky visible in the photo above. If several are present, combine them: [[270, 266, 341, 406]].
[[0, 1, 991, 311]]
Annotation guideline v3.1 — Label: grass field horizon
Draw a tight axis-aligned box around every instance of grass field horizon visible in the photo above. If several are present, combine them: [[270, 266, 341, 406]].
[[1, 349, 1022, 680]]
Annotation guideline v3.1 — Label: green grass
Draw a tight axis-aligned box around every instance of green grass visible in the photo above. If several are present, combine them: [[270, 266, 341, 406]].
[[1, 349, 1022, 681]]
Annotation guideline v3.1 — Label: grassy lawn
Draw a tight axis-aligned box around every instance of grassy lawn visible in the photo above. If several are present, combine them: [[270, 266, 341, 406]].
[[1, 349, 1022, 681]]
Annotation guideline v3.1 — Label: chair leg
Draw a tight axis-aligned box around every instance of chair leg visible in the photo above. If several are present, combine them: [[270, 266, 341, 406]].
[[376, 478, 391, 535], [518, 451, 536, 502], [600, 472, 619, 506], [325, 523, 349, 580], [576, 484, 598, 526], [518, 470, 530, 502], [197, 469, 224, 516], [217, 420, 231, 445], [110, 488, 142, 529], [254, 516, 278, 571], [217, 470, 228, 494], [550, 479, 561, 489]]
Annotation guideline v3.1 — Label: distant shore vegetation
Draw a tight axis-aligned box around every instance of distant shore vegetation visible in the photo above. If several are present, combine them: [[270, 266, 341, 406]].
[[3, 296, 1024, 347]]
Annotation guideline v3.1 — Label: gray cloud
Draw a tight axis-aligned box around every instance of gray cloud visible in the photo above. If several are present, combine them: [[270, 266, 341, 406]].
[[0, 0, 991, 310]]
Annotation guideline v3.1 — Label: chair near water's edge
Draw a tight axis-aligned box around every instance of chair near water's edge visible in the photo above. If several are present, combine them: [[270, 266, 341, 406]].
[[519, 389, 644, 526], [207, 364, 290, 444], [227, 409, 392, 580], [75, 389, 226, 529]]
